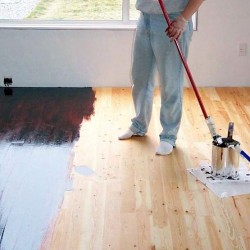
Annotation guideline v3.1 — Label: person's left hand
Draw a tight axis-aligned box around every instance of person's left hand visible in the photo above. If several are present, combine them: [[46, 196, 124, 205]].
[[166, 15, 188, 42]]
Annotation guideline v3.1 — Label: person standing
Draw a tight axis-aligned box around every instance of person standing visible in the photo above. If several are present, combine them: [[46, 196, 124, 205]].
[[119, 0, 204, 155]]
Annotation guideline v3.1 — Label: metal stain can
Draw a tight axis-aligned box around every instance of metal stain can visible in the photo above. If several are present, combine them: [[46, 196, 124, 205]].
[[211, 138, 240, 178]]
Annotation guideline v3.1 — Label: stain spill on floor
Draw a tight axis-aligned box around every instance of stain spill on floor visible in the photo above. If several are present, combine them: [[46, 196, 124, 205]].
[[74, 165, 95, 176], [0, 87, 96, 249]]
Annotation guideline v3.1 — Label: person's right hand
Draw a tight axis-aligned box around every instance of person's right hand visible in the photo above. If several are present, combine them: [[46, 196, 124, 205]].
[[166, 15, 188, 42]]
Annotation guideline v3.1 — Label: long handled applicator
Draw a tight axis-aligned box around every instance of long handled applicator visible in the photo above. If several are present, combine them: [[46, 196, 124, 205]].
[[158, 0, 250, 163]]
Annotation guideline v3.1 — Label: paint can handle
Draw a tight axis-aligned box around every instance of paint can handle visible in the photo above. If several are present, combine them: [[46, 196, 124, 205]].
[[227, 122, 234, 140]]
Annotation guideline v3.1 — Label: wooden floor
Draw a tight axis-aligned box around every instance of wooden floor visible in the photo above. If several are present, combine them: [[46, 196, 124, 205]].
[[0, 87, 249, 249], [44, 87, 250, 250]]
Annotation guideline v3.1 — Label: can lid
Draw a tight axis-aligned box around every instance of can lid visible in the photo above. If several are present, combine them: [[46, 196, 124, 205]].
[[212, 137, 240, 148]]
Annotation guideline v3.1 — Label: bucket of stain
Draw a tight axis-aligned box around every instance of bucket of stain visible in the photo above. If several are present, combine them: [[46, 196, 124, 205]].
[[211, 123, 240, 179]]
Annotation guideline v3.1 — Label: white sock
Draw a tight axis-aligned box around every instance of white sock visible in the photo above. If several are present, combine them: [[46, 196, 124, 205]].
[[118, 129, 135, 140], [156, 141, 173, 155]]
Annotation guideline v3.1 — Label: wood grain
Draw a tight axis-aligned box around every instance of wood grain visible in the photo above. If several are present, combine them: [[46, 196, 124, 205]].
[[46, 87, 250, 250]]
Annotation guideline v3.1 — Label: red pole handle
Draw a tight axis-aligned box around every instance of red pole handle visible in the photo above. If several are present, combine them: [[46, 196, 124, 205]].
[[158, 0, 208, 119]]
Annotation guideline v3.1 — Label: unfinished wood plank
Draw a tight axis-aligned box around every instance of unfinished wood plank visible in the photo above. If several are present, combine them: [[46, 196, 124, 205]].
[[45, 87, 250, 250]]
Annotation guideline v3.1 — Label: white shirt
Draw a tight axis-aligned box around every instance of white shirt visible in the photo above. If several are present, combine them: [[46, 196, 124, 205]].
[[136, 0, 189, 14]]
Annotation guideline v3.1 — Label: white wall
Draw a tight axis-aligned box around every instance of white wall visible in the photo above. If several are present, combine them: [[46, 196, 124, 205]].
[[0, 0, 249, 87], [0, 29, 135, 87], [188, 0, 250, 87]]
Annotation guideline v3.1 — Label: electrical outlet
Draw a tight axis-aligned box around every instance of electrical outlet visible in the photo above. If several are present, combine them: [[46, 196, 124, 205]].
[[238, 43, 247, 56], [4, 77, 13, 86], [3, 77, 13, 96]]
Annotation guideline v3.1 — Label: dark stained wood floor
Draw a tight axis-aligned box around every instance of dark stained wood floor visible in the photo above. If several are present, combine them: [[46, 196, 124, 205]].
[[0, 87, 96, 144]]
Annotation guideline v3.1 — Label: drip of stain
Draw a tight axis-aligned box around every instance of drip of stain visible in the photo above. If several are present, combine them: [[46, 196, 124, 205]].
[[74, 166, 95, 176]]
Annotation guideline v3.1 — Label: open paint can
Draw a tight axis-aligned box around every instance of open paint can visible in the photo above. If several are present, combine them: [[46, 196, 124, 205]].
[[211, 138, 240, 178], [211, 122, 240, 178]]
